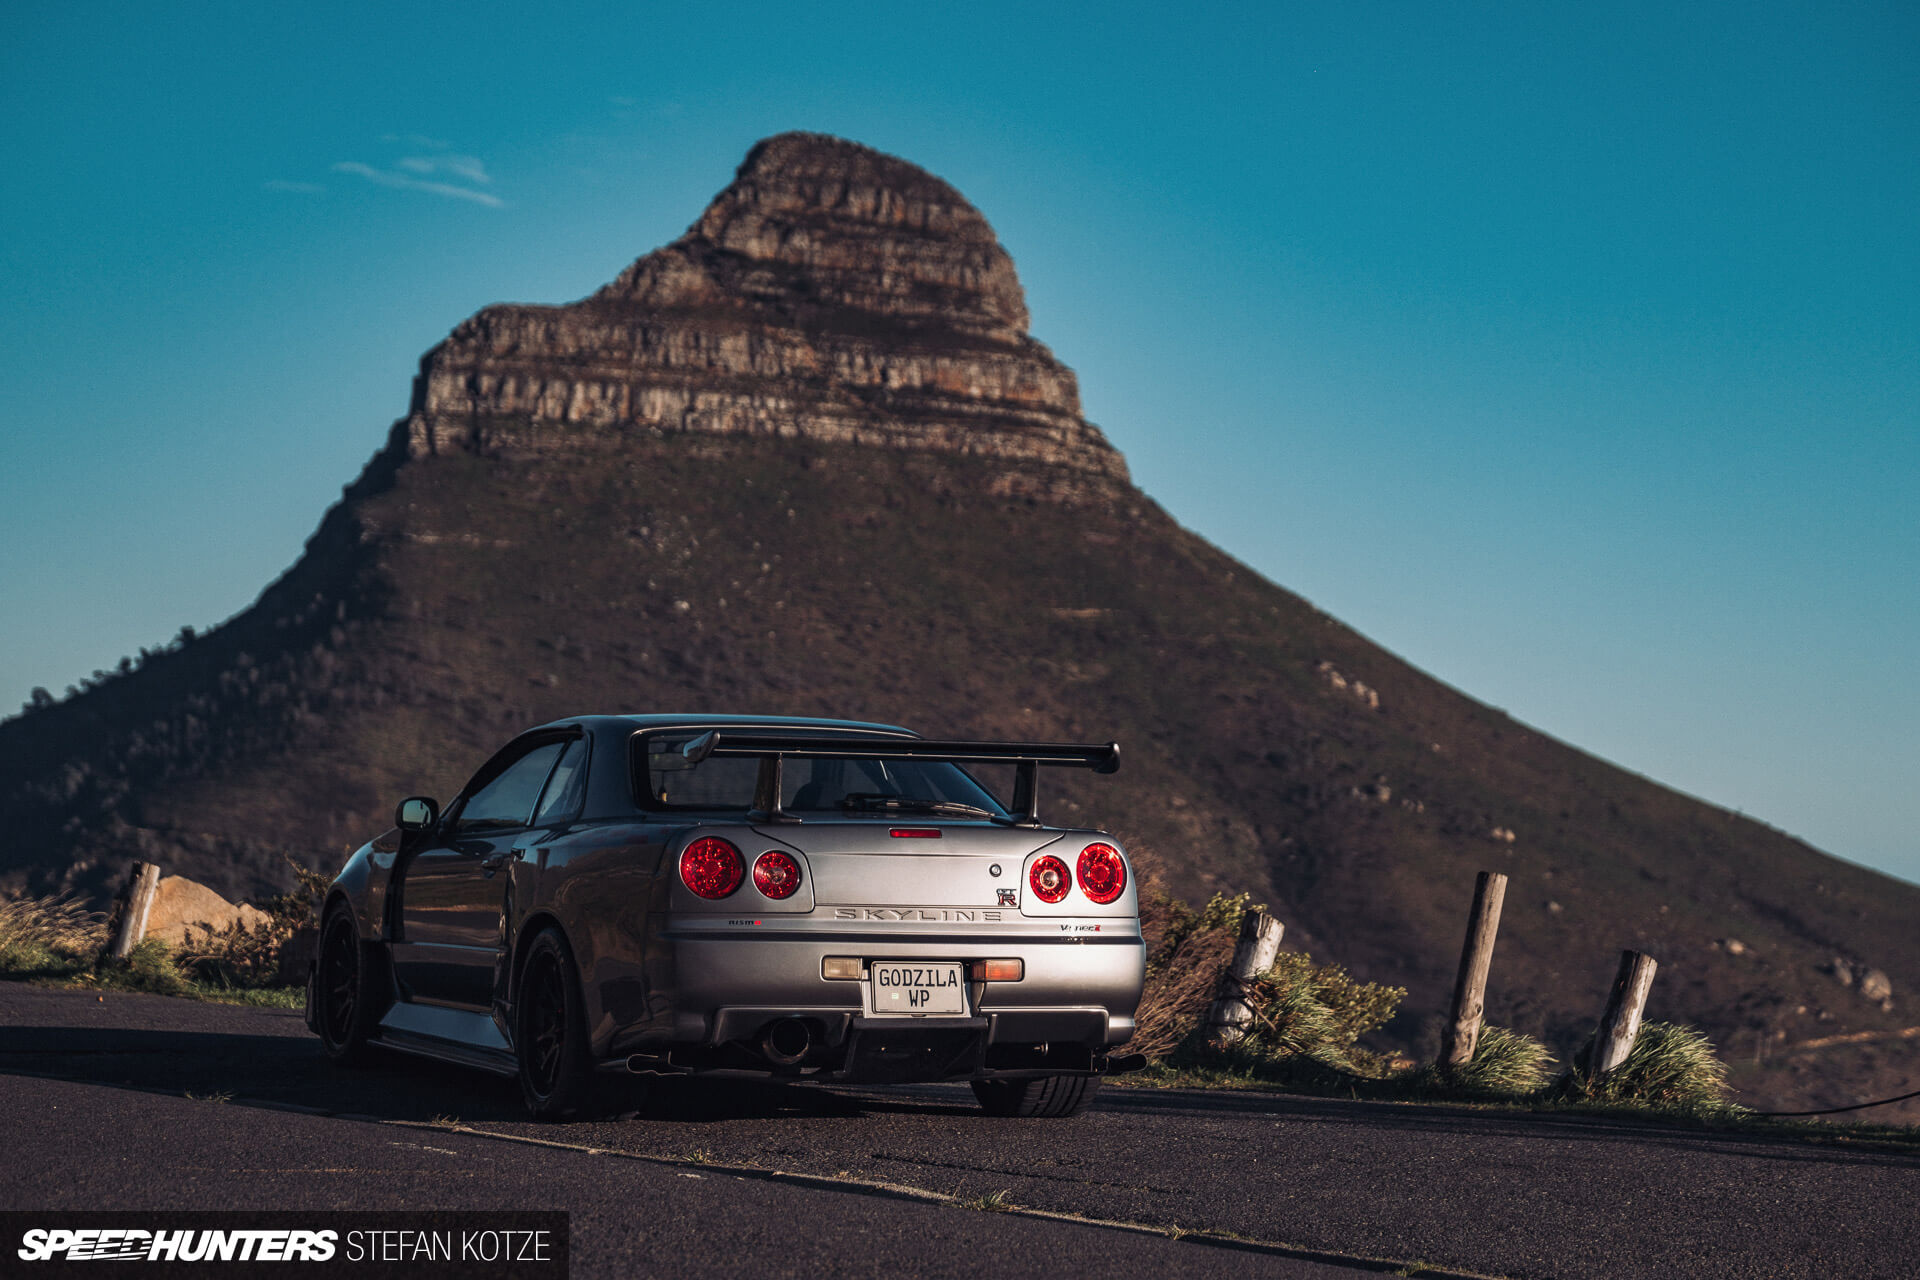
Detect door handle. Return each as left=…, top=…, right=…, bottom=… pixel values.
left=480, top=852, right=511, bottom=875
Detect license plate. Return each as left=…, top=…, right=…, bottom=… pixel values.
left=868, top=962, right=967, bottom=1016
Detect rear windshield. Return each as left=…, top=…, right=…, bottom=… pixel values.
left=636, top=732, right=1008, bottom=817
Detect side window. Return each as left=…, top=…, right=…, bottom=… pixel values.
left=531, top=738, right=588, bottom=827
left=455, top=741, right=566, bottom=834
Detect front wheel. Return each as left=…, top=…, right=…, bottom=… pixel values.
left=515, top=928, right=595, bottom=1120
left=315, top=907, right=380, bottom=1065
left=971, top=1074, right=1103, bottom=1118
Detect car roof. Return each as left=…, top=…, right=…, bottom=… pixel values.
left=526, top=713, right=917, bottom=738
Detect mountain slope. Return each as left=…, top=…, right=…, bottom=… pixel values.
left=4, top=133, right=1913, bottom=1114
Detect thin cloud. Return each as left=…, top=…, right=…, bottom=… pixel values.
left=331, top=161, right=503, bottom=207
left=396, top=154, right=491, bottom=185
left=264, top=179, right=324, bottom=194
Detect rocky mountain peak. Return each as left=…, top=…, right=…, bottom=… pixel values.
left=634, top=131, right=1030, bottom=338
left=403, top=133, right=1124, bottom=492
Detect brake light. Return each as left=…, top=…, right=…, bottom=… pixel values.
left=680, top=837, right=744, bottom=899
left=1029, top=854, right=1071, bottom=904
left=1077, top=842, right=1127, bottom=905
left=753, top=850, right=803, bottom=900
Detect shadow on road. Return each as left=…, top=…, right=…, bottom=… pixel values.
left=0, top=1018, right=975, bottom=1127
left=3, top=986, right=1914, bottom=1173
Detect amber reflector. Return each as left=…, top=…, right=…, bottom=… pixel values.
left=969, top=959, right=1024, bottom=982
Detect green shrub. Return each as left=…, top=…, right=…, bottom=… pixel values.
left=94, top=937, right=195, bottom=997
left=175, top=853, right=328, bottom=991
left=1262, top=952, right=1404, bottom=1054
left=1212, top=950, right=1406, bottom=1079
left=1562, top=1021, right=1741, bottom=1115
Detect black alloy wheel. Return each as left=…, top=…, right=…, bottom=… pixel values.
left=971, top=1074, right=1103, bottom=1118
left=515, top=928, right=595, bottom=1120
left=316, top=908, right=376, bottom=1065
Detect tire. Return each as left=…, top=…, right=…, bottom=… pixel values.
left=971, top=1074, right=1103, bottom=1118
left=515, top=928, right=596, bottom=1121
left=315, top=906, right=381, bottom=1066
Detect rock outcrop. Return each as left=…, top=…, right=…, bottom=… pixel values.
left=141, top=874, right=273, bottom=949
left=401, top=133, right=1127, bottom=495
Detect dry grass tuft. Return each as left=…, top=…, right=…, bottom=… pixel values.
left=1408, top=1025, right=1557, bottom=1097
left=1562, top=1021, right=1742, bottom=1115
left=0, top=892, right=107, bottom=969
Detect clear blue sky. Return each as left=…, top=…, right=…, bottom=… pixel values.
left=4, top=2, right=1915, bottom=883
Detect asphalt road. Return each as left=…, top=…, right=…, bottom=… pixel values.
left=2, top=984, right=1914, bottom=1279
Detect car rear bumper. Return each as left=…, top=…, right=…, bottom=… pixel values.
left=608, top=924, right=1145, bottom=1074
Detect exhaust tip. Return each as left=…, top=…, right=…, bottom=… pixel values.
left=760, top=1017, right=813, bottom=1066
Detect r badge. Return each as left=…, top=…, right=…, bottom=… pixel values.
left=998, top=888, right=1018, bottom=906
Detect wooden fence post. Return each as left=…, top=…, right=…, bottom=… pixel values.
left=1439, top=871, right=1508, bottom=1068
left=1591, top=950, right=1659, bottom=1078
left=107, top=861, right=162, bottom=960
left=1206, top=910, right=1284, bottom=1045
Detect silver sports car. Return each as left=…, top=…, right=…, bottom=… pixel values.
left=306, top=715, right=1146, bottom=1119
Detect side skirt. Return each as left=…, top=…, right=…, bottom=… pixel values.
left=372, top=1000, right=518, bottom=1077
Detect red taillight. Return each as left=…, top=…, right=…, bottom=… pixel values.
left=888, top=828, right=942, bottom=838
left=1029, top=854, right=1071, bottom=904
left=680, top=837, right=744, bottom=899
left=1077, top=842, right=1127, bottom=905
left=753, top=850, right=803, bottom=900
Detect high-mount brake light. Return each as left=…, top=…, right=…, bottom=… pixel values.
left=680, top=837, right=745, bottom=899
left=1029, top=854, right=1071, bottom=904
left=1077, top=842, right=1128, bottom=905
left=753, top=850, right=803, bottom=900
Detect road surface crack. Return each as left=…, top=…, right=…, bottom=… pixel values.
left=866, top=1150, right=1177, bottom=1194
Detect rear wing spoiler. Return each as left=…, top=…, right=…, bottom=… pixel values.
left=679, top=731, right=1119, bottom=826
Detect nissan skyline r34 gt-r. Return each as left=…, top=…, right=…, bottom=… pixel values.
left=306, top=715, right=1147, bottom=1119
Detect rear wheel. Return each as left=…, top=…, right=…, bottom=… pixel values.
left=315, top=907, right=380, bottom=1065
left=971, top=1074, right=1103, bottom=1118
left=516, top=928, right=595, bottom=1120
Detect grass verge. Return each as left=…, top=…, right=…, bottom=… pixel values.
left=1127, top=889, right=1787, bottom=1126
left=1, top=887, right=306, bottom=1009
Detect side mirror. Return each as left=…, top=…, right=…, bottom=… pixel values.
left=395, top=796, right=440, bottom=832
